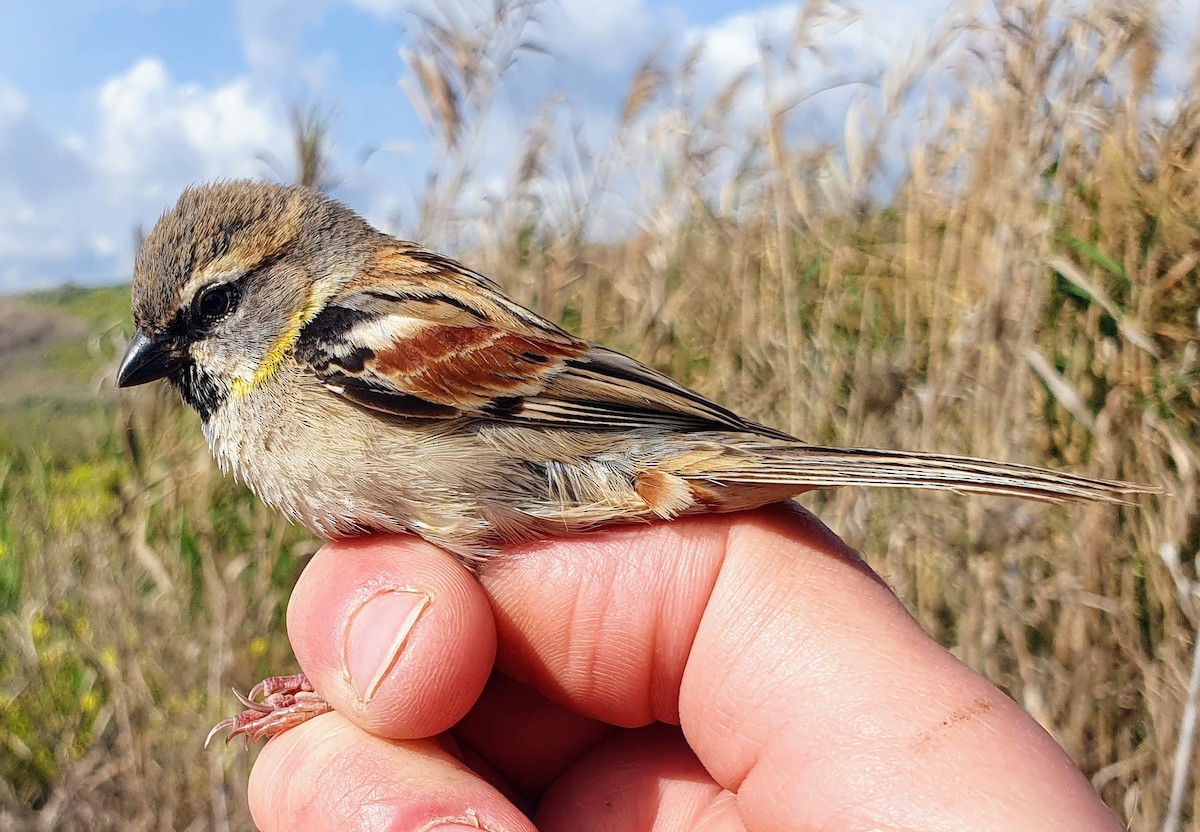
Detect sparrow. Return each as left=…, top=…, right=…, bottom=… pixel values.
left=116, top=180, right=1151, bottom=742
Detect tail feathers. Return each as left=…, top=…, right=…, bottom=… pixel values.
left=705, top=445, right=1156, bottom=504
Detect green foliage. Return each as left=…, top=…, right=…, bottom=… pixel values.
left=0, top=296, right=310, bottom=823
left=24, top=284, right=132, bottom=333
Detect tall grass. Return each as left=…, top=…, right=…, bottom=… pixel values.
left=2, top=0, right=1198, bottom=829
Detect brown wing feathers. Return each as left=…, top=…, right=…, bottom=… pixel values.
left=301, top=244, right=784, bottom=435
left=296, top=244, right=1151, bottom=505
left=361, top=320, right=585, bottom=408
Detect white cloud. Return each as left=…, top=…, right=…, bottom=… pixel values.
left=0, top=77, right=28, bottom=121
left=693, top=3, right=788, bottom=74
left=683, top=1, right=953, bottom=115
left=0, top=61, right=287, bottom=290
left=0, top=76, right=96, bottom=289
left=97, top=58, right=287, bottom=202
left=345, top=0, right=405, bottom=16
left=547, top=0, right=655, bottom=73
left=234, top=0, right=337, bottom=87
left=1152, top=0, right=1200, bottom=114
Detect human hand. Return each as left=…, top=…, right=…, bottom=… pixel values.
left=247, top=505, right=1121, bottom=831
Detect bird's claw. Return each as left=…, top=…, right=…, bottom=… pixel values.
left=206, top=673, right=332, bottom=746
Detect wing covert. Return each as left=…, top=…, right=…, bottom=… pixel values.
left=296, top=244, right=791, bottom=439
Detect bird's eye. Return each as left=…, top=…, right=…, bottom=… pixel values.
left=194, top=283, right=239, bottom=326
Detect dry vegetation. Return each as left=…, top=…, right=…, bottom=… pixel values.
left=2, top=0, right=1199, bottom=829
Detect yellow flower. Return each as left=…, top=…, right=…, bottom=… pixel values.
left=80, top=691, right=100, bottom=714
left=30, top=612, right=49, bottom=642
left=99, top=647, right=119, bottom=672
left=249, top=637, right=268, bottom=658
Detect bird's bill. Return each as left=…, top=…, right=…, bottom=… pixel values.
left=116, top=329, right=183, bottom=387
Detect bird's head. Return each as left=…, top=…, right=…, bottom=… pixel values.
left=117, top=180, right=374, bottom=419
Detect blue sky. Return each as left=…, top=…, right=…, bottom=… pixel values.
left=1, top=0, right=1197, bottom=291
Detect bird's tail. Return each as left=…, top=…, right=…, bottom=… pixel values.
left=697, top=444, right=1156, bottom=504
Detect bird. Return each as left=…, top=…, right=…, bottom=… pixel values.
left=116, top=180, right=1152, bottom=742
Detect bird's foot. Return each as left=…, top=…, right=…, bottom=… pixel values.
left=206, top=672, right=332, bottom=746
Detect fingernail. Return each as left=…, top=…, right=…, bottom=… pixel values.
left=421, top=811, right=491, bottom=831
left=342, top=587, right=431, bottom=708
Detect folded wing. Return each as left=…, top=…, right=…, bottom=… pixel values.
left=296, top=244, right=790, bottom=438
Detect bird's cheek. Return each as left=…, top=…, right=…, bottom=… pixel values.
left=189, top=335, right=257, bottom=382
left=185, top=338, right=216, bottom=367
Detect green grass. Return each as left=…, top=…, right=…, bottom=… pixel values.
left=0, top=285, right=310, bottom=826
left=24, top=284, right=133, bottom=334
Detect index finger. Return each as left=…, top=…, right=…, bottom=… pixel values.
left=476, top=505, right=1121, bottom=832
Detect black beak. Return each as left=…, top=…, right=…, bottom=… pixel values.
left=116, top=329, right=184, bottom=388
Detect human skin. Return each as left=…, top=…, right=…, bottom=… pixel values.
left=246, top=504, right=1122, bottom=831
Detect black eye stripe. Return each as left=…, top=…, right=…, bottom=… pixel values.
left=156, top=278, right=243, bottom=341
left=167, top=249, right=287, bottom=340
left=196, top=282, right=236, bottom=319
left=192, top=281, right=241, bottom=327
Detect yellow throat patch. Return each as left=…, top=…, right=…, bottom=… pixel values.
left=229, top=290, right=321, bottom=398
